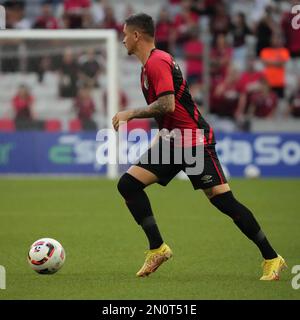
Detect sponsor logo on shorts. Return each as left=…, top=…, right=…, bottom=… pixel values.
left=201, top=175, right=213, bottom=183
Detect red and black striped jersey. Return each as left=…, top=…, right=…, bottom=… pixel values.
left=140, top=49, right=215, bottom=147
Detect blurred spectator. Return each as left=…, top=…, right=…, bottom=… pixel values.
left=38, top=0, right=63, bottom=18
left=230, top=12, right=252, bottom=69
left=183, top=26, right=203, bottom=86
left=0, top=0, right=299, bottom=130
left=210, top=33, right=233, bottom=82
left=190, top=0, right=218, bottom=17
left=231, top=12, right=252, bottom=48
left=281, top=0, right=300, bottom=58
left=237, top=57, right=264, bottom=93
left=33, top=1, right=59, bottom=29
left=260, top=33, right=290, bottom=98
left=210, top=67, right=240, bottom=118
left=12, top=84, right=34, bottom=121
left=209, top=1, right=231, bottom=36
left=155, top=7, right=173, bottom=53
left=37, top=56, right=52, bottom=83
left=254, top=5, right=277, bottom=56
left=100, top=5, right=120, bottom=32
left=247, top=77, right=278, bottom=118
left=79, top=48, right=102, bottom=88
left=61, top=12, right=71, bottom=28
left=58, top=47, right=79, bottom=98
left=235, top=56, right=265, bottom=119
left=63, top=0, right=91, bottom=28
left=4, top=0, right=32, bottom=29
left=73, top=86, right=97, bottom=130
left=288, top=78, right=300, bottom=118
left=170, top=0, right=199, bottom=55
left=12, top=84, right=41, bottom=130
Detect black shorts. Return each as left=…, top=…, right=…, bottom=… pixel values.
left=136, top=138, right=227, bottom=190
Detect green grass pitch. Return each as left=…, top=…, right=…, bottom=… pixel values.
left=0, top=178, right=299, bottom=300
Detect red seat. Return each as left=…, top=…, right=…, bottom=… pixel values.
left=69, top=119, right=82, bottom=132
left=122, top=119, right=151, bottom=132
left=44, top=119, right=62, bottom=132
left=0, top=119, right=15, bottom=132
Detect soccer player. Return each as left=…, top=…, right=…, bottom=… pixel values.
left=113, top=13, right=286, bottom=280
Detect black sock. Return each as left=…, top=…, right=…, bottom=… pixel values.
left=140, top=216, right=164, bottom=250
left=210, top=191, right=277, bottom=259
left=253, top=232, right=278, bottom=260
left=118, top=173, right=163, bottom=250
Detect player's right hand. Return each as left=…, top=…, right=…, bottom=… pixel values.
left=112, top=110, right=133, bottom=131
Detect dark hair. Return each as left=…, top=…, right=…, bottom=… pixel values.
left=125, top=13, right=155, bottom=38
left=4, top=0, right=25, bottom=9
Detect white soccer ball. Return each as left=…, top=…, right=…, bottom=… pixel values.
left=27, top=238, right=66, bottom=274
left=244, top=164, right=261, bottom=178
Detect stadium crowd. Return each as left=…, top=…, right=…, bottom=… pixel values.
left=0, top=0, right=300, bottom=131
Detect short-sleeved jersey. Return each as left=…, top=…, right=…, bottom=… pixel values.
left=140, top=49, right=214, bottom=146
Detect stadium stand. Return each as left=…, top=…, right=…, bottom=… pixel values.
left=44, top=119, right=62, bottom=132
left=0, top=0, right=299, bottom=133
left=0, top=118, right=15, bottom=131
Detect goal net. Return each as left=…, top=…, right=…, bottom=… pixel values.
left=0, top=30, right=118, bottom=178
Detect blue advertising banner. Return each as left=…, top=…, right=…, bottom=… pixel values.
left=0, top=132, right=299, bottom=177
left=0, top=132, right=106, bottom=175
left=215, top=132, right=300, bottom=177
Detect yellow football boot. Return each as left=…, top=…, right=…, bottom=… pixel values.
left=136, top=243, right=173, bottom=277
left=260, top=255, right=287, bottom=280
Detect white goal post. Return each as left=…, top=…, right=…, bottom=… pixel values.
left=0, top=29, right=119, bottom=179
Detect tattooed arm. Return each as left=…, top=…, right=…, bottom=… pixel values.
left=112, top=94, right=175, bottom=131
left=130, top=94, right=175, bottom=119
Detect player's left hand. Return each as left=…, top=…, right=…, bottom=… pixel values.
left=112, top=110, right=133, bottom=131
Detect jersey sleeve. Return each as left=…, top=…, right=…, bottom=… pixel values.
left=147, top=58, right=175, bottom=98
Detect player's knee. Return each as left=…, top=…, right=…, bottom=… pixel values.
left=117, top=173, right=131, bottom=197
left=210, top=191, right=247, bottom=220
left=117, top=172, right=145, bottom=199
